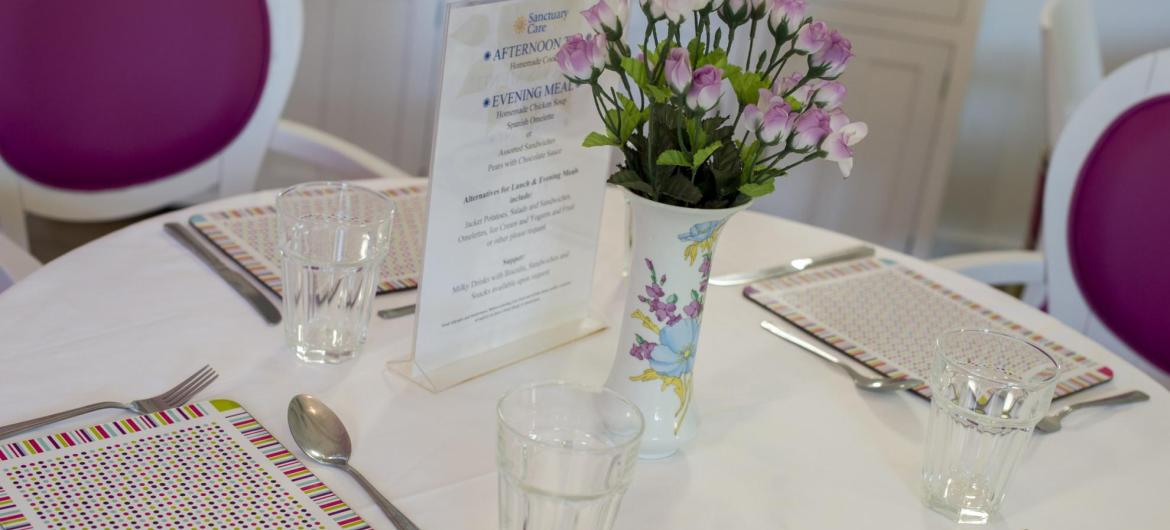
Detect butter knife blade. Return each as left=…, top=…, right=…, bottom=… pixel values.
left=165, top=222, right=282, bottom=325
left=708, top=245, right=875, bottom=286
left=377, top=304, right=416, bottom=320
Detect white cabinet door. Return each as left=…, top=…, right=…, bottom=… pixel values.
left=750, top=31, right=951, bottom=251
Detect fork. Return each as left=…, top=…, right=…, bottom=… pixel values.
left=0, top=365, right=218, bottom=440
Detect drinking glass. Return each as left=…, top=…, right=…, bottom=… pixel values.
left=276, top=182, right=394, bottom=364
left=922, top=329, right=1061, bottom=524
left=497, top=381, right=644, bottom=530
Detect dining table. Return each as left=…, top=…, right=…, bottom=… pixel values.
left=1, top=171, right=1167, bottom=530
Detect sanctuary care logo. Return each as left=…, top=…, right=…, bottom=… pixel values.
left=514, top=9, right=568, bottom=34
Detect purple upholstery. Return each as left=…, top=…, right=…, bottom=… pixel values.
left=1068, top=95, right=1170, bottom=373
left=0, top=1, right=269, bottom=191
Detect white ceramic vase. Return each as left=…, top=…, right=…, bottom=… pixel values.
left=605, top=190, right=750, bottom=459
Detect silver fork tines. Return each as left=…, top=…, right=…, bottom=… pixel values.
left=130, top=365, right=218, bottom=414
left=0, top=365, right=218, bottom=440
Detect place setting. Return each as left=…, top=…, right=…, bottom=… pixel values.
left=1, top=0, right=1168, bottom=529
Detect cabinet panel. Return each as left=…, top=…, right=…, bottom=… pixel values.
left=750, top=32, right=950, bottom=251
left=817, top=0, right=964, bottom=22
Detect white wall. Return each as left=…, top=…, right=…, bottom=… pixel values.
left=261, top=0, right=1170, bottom=255
left=933, top=0, right=1170, bottom=256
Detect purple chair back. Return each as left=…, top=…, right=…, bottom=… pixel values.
left=0, top=1, right=269, bottom=191
left=1067, top=95, right=1170, bottom=373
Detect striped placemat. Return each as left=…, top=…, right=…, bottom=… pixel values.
left=0, top=400, right=371, bottom=529
left=744, top=258, right=1113, bottom=400
left=190, top=184, right=427, bottom=296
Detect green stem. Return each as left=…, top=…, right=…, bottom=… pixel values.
left=745, top=18, right=757, bottom=70
left=766, top=48, right=796, bottom=82
left=775, top=151, right=824, bottom=173
left=651, top=23, right=679, bottom=84
left=783, top=73, right=813, bottom=98
left=744, top=141, right=762, bottom=183
left=726, top=21, right=737, bottom=56
left=703, top=13, right=711, bottom=51
left=592, top=87, right=617, bottom=137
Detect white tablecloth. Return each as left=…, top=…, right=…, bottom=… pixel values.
left=1, top=176, right=1167, bottom=530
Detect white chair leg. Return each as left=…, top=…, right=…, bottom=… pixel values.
left=0, top=166, right=30, bottom=249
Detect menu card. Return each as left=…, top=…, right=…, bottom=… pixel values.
left=389, top=0, right=608, bottom=391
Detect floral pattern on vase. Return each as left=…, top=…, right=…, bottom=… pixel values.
left=607, top=190, right=749, bottom=459
left=624, top=219, right=724, bottom=436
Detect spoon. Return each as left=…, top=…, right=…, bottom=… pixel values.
left=288, top=394, right=420, bottom=530
left=760, top=321, right=924, bottom=392
left=1035, top=390, right=1149, bottom=433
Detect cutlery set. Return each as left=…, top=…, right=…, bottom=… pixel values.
left=0, top=240, right=1139, bottom=528
left=0, top=367, right=420, bottom=529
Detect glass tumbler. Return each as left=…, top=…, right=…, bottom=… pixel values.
left=922, top=329, right=1061, bottom=524
left=276, top=182, right=395, bottom=364
left=497, top=382, right=644, bottom=530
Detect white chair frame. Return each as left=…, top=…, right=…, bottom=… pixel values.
left=0, top=232, right=39, bottom=291
left=0, top=0, right=418, bottom=250
left=936, top=49, right=1170, bottom=387
left=1040, top=0, right=1104, bottom=149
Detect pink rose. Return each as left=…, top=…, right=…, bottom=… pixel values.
left=767, top=0, right=806, bottom=36
left=813, top=80, right=846, bottom=110
left=639, top=0, right=666, bottom=20
left=581, top=1, right=627, bottom=39
left=665, top=47, right=692, bottom=94
left=749, top=0, right=768, bottom=20
left=790, top=107, right=830, bottom=150
left=686, top=65, right=723, bottom=113
left=777, top=72, right=818, bottom=107
left=650, top=0, right=697, bottom=23
left=822, top=121, right=868, bottom=176
left=759, top=104, right=793, bottom=144
left=743, top=88, right=791, bottom=144
left=794, top=20, right=830, bottom=54
left=555, top=34, right=605, bottom=82
left=827, top=108, right=851, bottom=130
left=812, top=30, right=853, bottom=78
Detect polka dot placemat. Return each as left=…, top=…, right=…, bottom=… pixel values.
left=744, top=258, right=1113, bottom=400
left=0, top=401, right=371, bottom=529
left=190, top=184, right=428, bottom=296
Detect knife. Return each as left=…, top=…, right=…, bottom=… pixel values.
left=708, top=245, right=876, bottom=286
left=164, top=222, right=282, bottom=325
left=377, top=304, right=416, bottom=320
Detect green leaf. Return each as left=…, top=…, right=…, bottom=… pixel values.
left=691, top=289, right=700, bottom=301
left=608, top=169, right=654, bottom=195
left=696, top=49, right=727, bottom=69
left=615, top=93, right=647, bottom=143
left=665, top=293, right=678, bottom=304
left=644, top=85, right=671, bottom=103
left=656, top=149, right=691, bottom=167
left=687, top=38, right=702, bottom=61
left=692, top=141, right=722, bottom=168
left=740, top=140, right=761, bottom=166
left=621, top=57, right=650, bottom=90
left=785, top=95, right=804, bottom=111
left=659, top=173, right=704, bottom=204
left=727, top=71, right=769, bottom=107
left=583, top=132, right=619, bottom=148
left=739, top=180, right=776, bottom=197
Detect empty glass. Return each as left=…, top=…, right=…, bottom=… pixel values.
left=922, top=329, right=1061, bottom=524
left=497, top=382, right=644, bottom=530
left=276, top=182, right=394, bottom=364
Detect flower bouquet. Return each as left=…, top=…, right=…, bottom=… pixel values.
left=555, top=0, right=867, bottom=458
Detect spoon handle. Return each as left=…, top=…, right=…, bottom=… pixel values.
left=344, top=464, right=420, bottom=530
left=1065, top=390, right=1150, bottom=415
